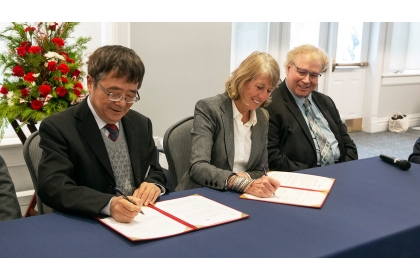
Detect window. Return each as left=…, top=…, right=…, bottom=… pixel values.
left=386, top=22, right=420, bottom=74
left=230, top=22, right=269, bottom=71
left=290, top=22, right=320, bottom=49
left=336, top=22, right=363, bottom=63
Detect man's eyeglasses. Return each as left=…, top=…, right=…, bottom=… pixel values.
left=96, top=81, right=140, bottom=103
left=293, top=63, right=321, bottom=79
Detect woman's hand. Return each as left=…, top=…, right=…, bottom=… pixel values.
left=245, top=176, right=280, bottom=198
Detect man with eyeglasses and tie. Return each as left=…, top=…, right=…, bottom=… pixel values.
left=266, top=44, right=358, bottom=171
left=38, top=45, right=167, bottom=223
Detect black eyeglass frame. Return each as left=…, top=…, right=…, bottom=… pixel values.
left=293, top=63, right=322, bottom=79
left=96, top=81, right=140, bottom=103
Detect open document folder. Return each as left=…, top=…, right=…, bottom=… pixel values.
left=240, top=171, right=335, bottom=208
left=98, top=194, right=249, bottom=241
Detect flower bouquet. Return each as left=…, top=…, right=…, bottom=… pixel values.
left=0, top=22, right=91, bottom=142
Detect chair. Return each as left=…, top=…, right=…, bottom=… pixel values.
left=22, top=131, right=55, bottom=215
left=163, top=116, right=194, bottom=191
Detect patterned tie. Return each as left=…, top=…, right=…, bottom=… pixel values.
left=303, top=99, right=334, bottom=166
left=104, top=124, right=119, bottom=142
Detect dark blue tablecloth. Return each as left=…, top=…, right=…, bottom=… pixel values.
left=1, top=157, right=420, bottom=257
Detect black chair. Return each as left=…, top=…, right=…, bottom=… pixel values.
left=163, top=116, right=194, bottom=191
left=22, top=131, right=55, bottom=215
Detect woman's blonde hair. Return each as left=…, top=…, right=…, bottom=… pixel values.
left=225, top=51, right=280, bottom=107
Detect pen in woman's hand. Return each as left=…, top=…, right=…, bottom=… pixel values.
left=261, top=164, right=276, bottom=197
left=261, top=164, right=268, bottom=176
left=114, top=187, right=144, bottom=215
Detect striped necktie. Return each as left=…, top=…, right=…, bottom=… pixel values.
left=303, top=99, right=334, bottom=166
left=104, top=124, right=119, bottom=142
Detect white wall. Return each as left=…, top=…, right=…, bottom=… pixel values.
left=130, top=22, right=232, bottom=137
left=378, top=84, right=420, bottom=117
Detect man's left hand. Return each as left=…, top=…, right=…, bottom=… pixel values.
left=132, top=182, right=161, bottom=206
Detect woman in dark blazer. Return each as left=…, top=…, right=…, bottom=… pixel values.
left=177, top=52, right=280, bottom=197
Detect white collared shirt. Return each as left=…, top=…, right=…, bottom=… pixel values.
left=87, top=95, right=120, bottom=136
left=232, top=100, right=257, bottom=173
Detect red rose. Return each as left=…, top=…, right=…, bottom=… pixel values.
left=20, top=41, right=31, bottom=50
left=73, top=82, right=83, bottom=96
left=39, top=85, right=52, bottom=97
left=59, top=51, right=68, bottom=57
left=28, top=46, right=42, bottom=54
left=30, top=99, right=43, bottom=110
left=47, top=61, right=57, bottom=71
left=56, top=86, right=67, bottom=97
left=74, top=89, right=81, bottom=96
left=71, top=69, right=81, bottom=78
left=0, top=85, right=8, bottom=94
left=24, top=26, right=36, bottom=32
left=12, top=65, right=25, bottom=77
left=61, top=77, right=68, bottom=83
left=16, top=46, right=27, bottom=57
left=21, top=88, right=30, bottom=97
left=74, top=82, right=83, bottom=89
left=66, top=57, right=75, bottom=63
left=49, top=22, right=58, bottom=31
left=57, top=63, right=70, bottom=74
left=51, top=38, right=65, bottom=47
left=24, top=72, right=37, bottom=82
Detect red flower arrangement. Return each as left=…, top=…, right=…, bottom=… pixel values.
left=0, top=22, right=91, bottom=139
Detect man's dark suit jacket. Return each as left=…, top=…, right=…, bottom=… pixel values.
left=266, top=81, right=358, bottom=171
left=37, top=98, right=166, bottom=216
left=0, top=154, right=22, bottom=221
left=409, top=137, right=420, bottom=164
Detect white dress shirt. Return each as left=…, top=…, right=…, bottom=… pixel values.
left=232, top=100, right=257, bottom=173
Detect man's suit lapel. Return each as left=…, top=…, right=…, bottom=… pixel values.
left=281, top=84, right=316, bottom=152
left=220, top=94, right=235, bottom=169
left=74, top=99, right=115, bottom=180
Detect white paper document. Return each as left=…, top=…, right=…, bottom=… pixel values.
left=98, top=194, right=248, bottom=241
left=240, top=171, right=335, bottom=208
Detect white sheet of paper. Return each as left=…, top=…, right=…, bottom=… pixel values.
left=240, top=172, right=334, bottom=208
left=156, top=195, right=244, bottom=227
left=268, top=171, right=334, bottom=192
left=242, top=187, right=327, bottom=207
left=100, top=206, right=189, bottom=240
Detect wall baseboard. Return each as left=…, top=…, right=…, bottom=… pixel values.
left=365, top=113, right=420, bottom=133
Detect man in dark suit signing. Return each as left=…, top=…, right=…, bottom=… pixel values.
left=267, top=44, right=357, bottom=171
left=38, top=45, right=166, bottom=223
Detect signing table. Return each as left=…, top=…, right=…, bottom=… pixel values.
left=1, top=157, right=420, bottom=257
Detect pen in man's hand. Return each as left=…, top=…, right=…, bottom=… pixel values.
left=145, top=165, right=150, bottom=179
left=114, top=187, right=144, bottom=215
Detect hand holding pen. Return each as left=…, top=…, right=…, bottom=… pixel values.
left=115, top=187, right=144, bottom=215
left=242, top=164, right=280, bottom=198
left=261, top=164, right=279, bottom=197
left=261, top=164, right=268, bottom=176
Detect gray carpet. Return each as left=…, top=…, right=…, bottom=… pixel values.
left=349, top=128, right=420, bottom=160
